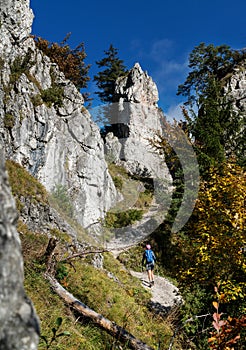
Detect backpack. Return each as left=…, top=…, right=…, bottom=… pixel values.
left=145, top=249, right=154, bottom=263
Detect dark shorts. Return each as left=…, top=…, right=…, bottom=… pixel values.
left=146, top=262, right=154, bottom=271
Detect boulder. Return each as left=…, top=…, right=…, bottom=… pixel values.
left=0, top=142, right=39, bottom=350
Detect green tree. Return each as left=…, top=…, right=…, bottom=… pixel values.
left=93, top=44, right=127, bottom=103
left=178, top=43, right=246, bottom=174
left=177, top=43, right=245, bottom=107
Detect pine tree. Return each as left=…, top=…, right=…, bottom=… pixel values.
left=93, top=44, right=127, bottom=103
left=178, top=43, right=246, bottom=174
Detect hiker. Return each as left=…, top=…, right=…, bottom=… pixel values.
left=142, top=244, right=156, bottom=287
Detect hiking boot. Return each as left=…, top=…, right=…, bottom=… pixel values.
left=151, top=280, right=154, bottom=286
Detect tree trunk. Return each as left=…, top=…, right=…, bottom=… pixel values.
left=45, top=273, right=154, bottom=350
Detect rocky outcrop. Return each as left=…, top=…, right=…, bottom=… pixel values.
left=223, top=61, right=246, bottom=157
left=0, top=0, right=118, bottom=231
left=105, top=63, right=171, bottom=181
left=223, top=60, right=246, bottom=113
left=0, top=143, right=39, bottom=350
left=103, top=64, right=174, bottom=245
left=114, top=62, right=159, bottom=106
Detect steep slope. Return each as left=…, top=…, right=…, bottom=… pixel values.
left=4, top=159, right=182, bottom=350
left=0, top=0, right=118, bottom=232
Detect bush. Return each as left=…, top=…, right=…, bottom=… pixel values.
left=9, top=50, right=34, bottom=84
left=41, top=85, right=64, bottom=107
left=33, top=34, right=91, bottom=99
left=4, top=113, right=15, bottom=128
left=105, top=208, right=143, bottom=228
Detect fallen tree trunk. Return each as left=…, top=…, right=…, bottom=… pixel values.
left=45, top=273, right=154, bottom=350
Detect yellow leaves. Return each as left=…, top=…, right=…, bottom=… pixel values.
left=198, top=207, right=205, bottom=211
left=219, top=295, right=226, bottom=304
left=181, top=161, right=246, bottom=295
left=242, top=262, right=246, bottom=273
left=212, top=301, right=219, bottom=310
left=219, top=280, right=246, bottom=303
left=231, top=212, right=244, bottom=229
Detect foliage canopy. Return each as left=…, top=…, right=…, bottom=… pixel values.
left=178, top=43, right=246, bottom=173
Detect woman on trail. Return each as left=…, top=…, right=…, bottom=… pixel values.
left=142, top=244, right=156, bottom=287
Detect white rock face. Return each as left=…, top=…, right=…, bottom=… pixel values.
left=222, top=60, right=246, bottom=157
left=0, top=0, right=118, bottom=229
left=224, top=62, right=246, bottom=113
left=0, top=0, right=34, bottom=55
left=106, top=63, right=171, bottom=182
left=115, top=62, right=159, bottom=105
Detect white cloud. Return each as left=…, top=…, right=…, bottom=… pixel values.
left=150, top=38, right=173, bottom=60
left=165, top=103, right=185, bottom=122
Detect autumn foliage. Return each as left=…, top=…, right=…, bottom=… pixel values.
left=208, top=286, right=246, bottom=349
left=33, top=34, right=90, bottom=97
left=181, top=161, right=245, bottom=297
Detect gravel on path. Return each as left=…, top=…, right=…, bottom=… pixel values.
left=130, top=270, right=182, bottom=315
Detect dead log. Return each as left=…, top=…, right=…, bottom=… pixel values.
left=44, top=273, right=154, bottom=350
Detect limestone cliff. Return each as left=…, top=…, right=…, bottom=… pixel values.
left=0, top=0, right=118, bottom=230
left=105, top=63, right=171, bottom=182
left=222, top=60, right=246, bottom=157
left=224, top=60, right=246, bottom=113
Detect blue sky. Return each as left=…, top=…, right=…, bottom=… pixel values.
left=30, top=0, right=246, bottom=120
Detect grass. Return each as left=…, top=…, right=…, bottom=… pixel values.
left=108, top=163, right=154, bottom=211
left=6, top=158, right=182, bottom=349
left=6, top=160, right=48, bottom=211
left=102, top=163, right=154, bottom=241
left=21, top=230, right=180, bottom=350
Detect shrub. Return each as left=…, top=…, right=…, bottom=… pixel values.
left=30, top=94, right=43, bottom=107
left=4, top=113, right=15, bottom=128
left=105, top=208, right=143, bottom=228
left=40, top=85, right=64, bottom=107
left=33, top=34, right=90, bottom=98
left=9, top=49, right=34, bottom=84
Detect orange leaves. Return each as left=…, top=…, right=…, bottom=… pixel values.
left=33, top=34, right=90, bottom=92
left=211, top=301, right=226, bottom=334
left=208, top=291, right=246, bottom=349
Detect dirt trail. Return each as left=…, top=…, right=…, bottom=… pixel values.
left=130, top=270, right=182, bottom=314
left=106, top=200, right=163, bottom=252
left=105, top=200, right=182, bottom=313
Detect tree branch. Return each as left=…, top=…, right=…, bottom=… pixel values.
left=61, top=249, right=109, bottom=262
